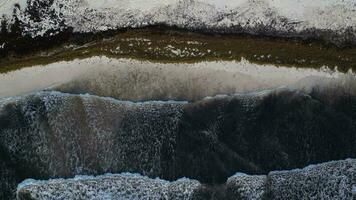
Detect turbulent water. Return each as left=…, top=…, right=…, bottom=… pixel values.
left=15, top=159, right=356, bottom=200
left=0, top=55, right=356, bottom=199
left=1, top=1, right=356, bottom=199
left=0, top=51, right=355, bottom=200
left=1, top=85, right=356, bottom=198
left=16, top=173, right=202, bottom=200
left=1, top=0, right=356, bottom=45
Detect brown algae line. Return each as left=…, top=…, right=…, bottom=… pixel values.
left=0, top=28, right=356, bottom=73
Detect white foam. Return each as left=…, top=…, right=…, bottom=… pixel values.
left=3, top=0, right=356, bottom=39
left=0, top=0, right=27, bottom=17
left=85, top=0, right=175, bottom=11
left=17, top=172, right=201, bottom=200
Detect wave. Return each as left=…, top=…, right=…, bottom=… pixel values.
left=17, top=173, right=201, bottom=200
left=1, top=0, right=356, bottom=45
left=16, top=159, right=356, bottom=199
left=1, top=87, right=355, bottom=198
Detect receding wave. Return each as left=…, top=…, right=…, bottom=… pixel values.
left=1, top=57, right=355, bottom=100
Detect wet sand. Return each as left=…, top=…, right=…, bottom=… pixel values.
left=1, top=28, right=355, bottom=74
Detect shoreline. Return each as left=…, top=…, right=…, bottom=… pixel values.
left=1, top=27, right=356, bottom=74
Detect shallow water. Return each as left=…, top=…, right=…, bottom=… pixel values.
left=1, top=29, right=355, bottom=101
left=0, top=59, right=97, bottom=98
left=1, top=28, right=356, bottom=73
left=1, top=56, right=354, bottom=101
left=1, top=29, right=356, bottom=200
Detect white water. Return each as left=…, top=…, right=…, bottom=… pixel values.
left=2, top=0, right=356, bottom=40
left=0, top=0, right=26, bottom=17
left=17, top=173, right=200, bottom=200
left=70, top=0, right=356, bottom=32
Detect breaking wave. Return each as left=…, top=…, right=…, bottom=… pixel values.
left=1, top=85, right=356, bottom=198
left=1, top=0, right=356, bottom=45
left=16, top=159, right=356, bottom=200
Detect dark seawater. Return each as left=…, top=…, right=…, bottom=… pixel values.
left=0, top=44, right=355, bottom=199
left=1, top=86, right=355, bottom=198
left=0, top=0, right=355, bottom=199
